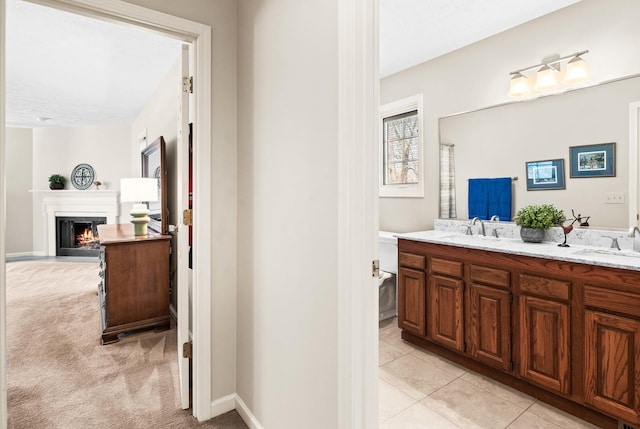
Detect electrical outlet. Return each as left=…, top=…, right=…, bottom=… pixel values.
left=605, top=192, right=625, bottom=204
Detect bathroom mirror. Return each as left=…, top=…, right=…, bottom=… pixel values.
left=141, top=136, right=168, bottom=234
left=439, top=75, right=640, bottom=229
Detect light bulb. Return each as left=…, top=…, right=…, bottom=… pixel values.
left=508, top=72, right=530, bottom=98
left=534, top=64, right=560, bottom=92
left=563, top=55, right=589, bottom=85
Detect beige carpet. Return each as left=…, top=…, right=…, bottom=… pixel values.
left=6, top=260, right=247, bottom=429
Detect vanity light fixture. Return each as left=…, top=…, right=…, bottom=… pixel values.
left=508, top=50, right=589, bottom=98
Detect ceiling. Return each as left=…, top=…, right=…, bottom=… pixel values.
left=379, top=0, right=582, bottom=77
left=6, top=0, right=182, bottom=128
left=6, top=0, right=582, bottom=128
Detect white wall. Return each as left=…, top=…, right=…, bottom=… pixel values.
left=30, top=125, right=131, bottom=253
left=132, top=59, right=180, bottom=310
left=380, top=0, right=640, bottom=233
left=237, top=0, right=339, bottom=427
left=5, top=127, right=32, bottom=256
left=123, top=0, right=238, bottom=410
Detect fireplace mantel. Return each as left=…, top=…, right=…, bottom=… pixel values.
left=32, top=190, right=120, bottom=256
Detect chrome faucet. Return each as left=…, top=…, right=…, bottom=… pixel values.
left=629, top=227, right=640, bottom=251
left=470, top=217, right=486, bottom=236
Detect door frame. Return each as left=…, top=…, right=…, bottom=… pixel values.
left=0, top=0, right=213, bottom=423
left=337, top=0, right=379, bottom=427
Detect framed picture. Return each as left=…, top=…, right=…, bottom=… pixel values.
left=569, top=142, right=616, bottom=178
left=526, top=159, right=565, bottom=191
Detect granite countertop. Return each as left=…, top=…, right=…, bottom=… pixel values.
left=397, top=230, right=640, bottom=272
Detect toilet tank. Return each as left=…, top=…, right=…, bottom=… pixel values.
left=378, top=231, right=398, bottom=274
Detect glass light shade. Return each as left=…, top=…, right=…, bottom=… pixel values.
left=563, top=55, right=589, bottom=84
left=534, top=64, right=560, bottom=92
left=508, top=72, right=531, bottom=98
left=120, top=178, right=158, bottom=203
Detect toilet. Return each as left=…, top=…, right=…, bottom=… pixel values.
left=378, top=231, right=398, bottom=321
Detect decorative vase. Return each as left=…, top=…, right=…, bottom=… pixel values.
left=49, top=182, right=64, bottom=190
left=520, top=227, right=546, bottom=243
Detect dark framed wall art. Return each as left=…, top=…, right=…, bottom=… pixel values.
left=526, top=159, right=565, bottom=190
left=569, top=142, right=616, bottom=178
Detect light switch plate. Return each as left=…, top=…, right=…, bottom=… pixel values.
left=605, top=192, right=625, bottom=204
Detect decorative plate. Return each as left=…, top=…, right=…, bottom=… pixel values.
left=70, top=163, right=95, bottom=190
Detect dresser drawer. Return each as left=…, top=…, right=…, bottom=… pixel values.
left=431, top=258, right=463, bottom=278
left=519, top=273, right=570, bottom=301
left=399, top=252, right=425, bottom=270
left=470, top=264, right=510, bottom=289
left=584, top=286, right=640, bottom=318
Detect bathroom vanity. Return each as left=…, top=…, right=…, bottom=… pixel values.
left=397, top=231, right=640, bottom=429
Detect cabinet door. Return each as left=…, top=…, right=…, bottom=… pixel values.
left=519, top=295, right=570, bottom=394
left=429, top=275, right=464, bottom=351
left=469, top=284, right=511, bottom=371
left=585, top=310, right=640, bottom=424
left=398, top=267, right=426, bottom=336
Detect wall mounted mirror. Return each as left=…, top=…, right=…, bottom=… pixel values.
left=141, top=136, right=168, bottom=234
left=439, top=75, right=640, bottom=229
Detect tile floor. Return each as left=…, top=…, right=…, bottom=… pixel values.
left=378, top=318, right=602, bottom=429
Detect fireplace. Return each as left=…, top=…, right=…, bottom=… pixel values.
left=56, top=216, right=106, bottom=257
left=35, top=190, right=119, bottom=256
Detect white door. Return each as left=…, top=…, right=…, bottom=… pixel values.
left=176, top=44, right=192, bottom=410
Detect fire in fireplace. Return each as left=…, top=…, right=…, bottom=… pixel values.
left=56, top=216, right=106, bottom=257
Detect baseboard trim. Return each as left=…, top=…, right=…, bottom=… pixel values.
left=208, top=394, right=263, bottom=429
left=210, top=393, right=236, bottom=418
left=234, top=394, right=264, bottom=429
left=6, top=251, right=40, bottom=258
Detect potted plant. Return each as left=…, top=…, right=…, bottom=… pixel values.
left=48, top=174, right=66, bottom=190
left=514, top=203, right=566, bottom=243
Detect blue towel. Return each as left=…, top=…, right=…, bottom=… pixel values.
left=468, top=178, right=490, bottom=220
left=487, top=177, right=512, bottom=221
left=468, top=177, right=512, bottom=221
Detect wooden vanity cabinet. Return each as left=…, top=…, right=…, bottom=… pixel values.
left=583, top=285, right=640, bottom=423
left=398, top=251, right=427, bottom=336
left=429, top=258, right=465, bottom=351
left=518, top=274, right=571, bottom=395
left=468, top=264, right=512, bottom=371
left=397, top=237, right=640, bottom=428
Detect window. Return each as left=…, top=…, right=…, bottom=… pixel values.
left=379, top=94, right=423, bottom=197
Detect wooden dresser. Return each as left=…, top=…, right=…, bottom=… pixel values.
left=97, top=224, right=171, bottom=345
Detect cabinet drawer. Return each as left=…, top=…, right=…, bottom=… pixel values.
left=431, top=258, right=463, bottom=278
left=469, top=265, right=510, bottom=289
left=519, top=273, right=569, bottom=301
left=399, top=252, right=425, bottom=270
left=584, top=286, right=640, bottom=318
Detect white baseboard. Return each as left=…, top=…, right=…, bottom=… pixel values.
left=210, top=393, right=236, bottom=419
left=208, top=394, right=263, bottom=429
left=5, top=251, right=41, bottom=259
left=234, top=394, right=264, bottom=429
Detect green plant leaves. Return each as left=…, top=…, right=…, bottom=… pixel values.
left=514, top=204, right=565, bottom=229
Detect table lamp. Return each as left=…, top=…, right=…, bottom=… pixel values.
left=120, top=178, right=158, bottom=236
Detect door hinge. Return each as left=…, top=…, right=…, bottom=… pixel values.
left=182, top=341, right=193, bottom=359
left=463, top=342, right=467, bottom=352
left=183, top=209, right=193, bottom=226
left=372, top=259, right=380, bottom=277
left=183, top=76, right=193, bottom=93
left=509, top=360, right=514, bottom=371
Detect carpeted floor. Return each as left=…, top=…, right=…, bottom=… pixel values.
left=6, top=260, right=247, bottom=429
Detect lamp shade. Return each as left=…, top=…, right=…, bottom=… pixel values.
left=508, top=72, right=530, bottom=98
left=120, top=178, right=158, bottom=203
left=563, top=55, right=589, bottom=84
left=534, top=64, right=560, bottom=92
